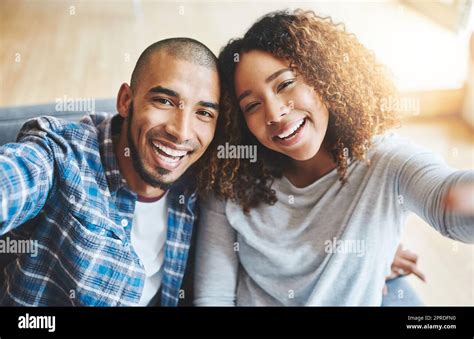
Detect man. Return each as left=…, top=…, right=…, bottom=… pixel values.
left=0, top=38, right=220, bottom=306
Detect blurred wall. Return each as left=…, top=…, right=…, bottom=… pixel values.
left=0, top=0, right=470, bottom=108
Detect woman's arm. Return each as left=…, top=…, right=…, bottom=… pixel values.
left=194, top=195, right=239, bottom=306
left=444, top=184, right=474, bottom=216
left=397, top=150, right=474, bottom=242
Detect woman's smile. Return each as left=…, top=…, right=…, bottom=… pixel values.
left=271, top=117, right=308, bottom=147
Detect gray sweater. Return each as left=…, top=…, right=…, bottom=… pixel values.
left=194, top=133, right=473, bottom=306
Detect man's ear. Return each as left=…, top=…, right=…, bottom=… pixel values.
left=116, top=83, right=132, bottom=118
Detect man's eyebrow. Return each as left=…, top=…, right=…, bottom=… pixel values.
left=265, top=68, right=293, bottom=83
left=147, top=87, right=217, bottom=111
left=147, top=86, right=179, bottom=98
left=198, top=101, right=219, bottom=111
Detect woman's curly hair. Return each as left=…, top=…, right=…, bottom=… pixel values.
left=195, top=9, right=400, bottom=213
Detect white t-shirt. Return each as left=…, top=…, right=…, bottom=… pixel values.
left=131, top=191, right=168, bottom=306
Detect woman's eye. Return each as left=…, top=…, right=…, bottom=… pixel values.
left=244, top=102, right=259, bottom=113
left=153, top=97, right=173, bottom=106
left=277, top=79, right=295, bottom=93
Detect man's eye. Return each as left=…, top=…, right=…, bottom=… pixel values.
left=244, top=102, right=259, bottom=113
left=197, top=110, right=213, bottom=118
left=277, top=79, right=295, bottom=93
left=153, top=97, right=173, bottom=106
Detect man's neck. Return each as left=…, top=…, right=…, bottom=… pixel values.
left=114, top=123, right=166, bottom=199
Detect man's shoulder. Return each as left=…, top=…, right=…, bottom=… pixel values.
left=16, top=112, right=113, bottom=145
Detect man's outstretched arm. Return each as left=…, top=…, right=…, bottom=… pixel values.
left=0, top=130, right=55, bottom=235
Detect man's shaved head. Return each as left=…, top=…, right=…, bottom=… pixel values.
left=130, top=37, right=218, bottom=92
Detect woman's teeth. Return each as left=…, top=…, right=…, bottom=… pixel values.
left=277, top=118, right=306, bottom=140
left=152, top=141, right=188, bottom=162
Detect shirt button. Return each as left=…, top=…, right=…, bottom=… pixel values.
left=121, top=219, right=128, bottom=227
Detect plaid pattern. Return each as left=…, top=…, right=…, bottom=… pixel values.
left=0, top=113, right=197, bottom=306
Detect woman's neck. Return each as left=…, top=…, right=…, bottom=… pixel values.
left=283, top=143, right=337, bottom=188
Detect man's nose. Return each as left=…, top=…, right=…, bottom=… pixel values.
left=165, top=109, right=193, bottom=143
left=264, top=98, right=290, bottom=125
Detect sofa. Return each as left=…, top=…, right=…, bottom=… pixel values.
left=0, top=98, right=116, bottom=145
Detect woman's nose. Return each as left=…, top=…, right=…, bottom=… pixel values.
left=265, top=99, right=291, bottom=125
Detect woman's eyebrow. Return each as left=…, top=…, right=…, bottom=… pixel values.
left=237, top=68, right=294, bottom=103
left=237, top=90, right=252, bottom=103
left=265, top=68, right=293, bottom=83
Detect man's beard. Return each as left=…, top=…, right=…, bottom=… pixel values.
left=126, top=103, right=174, bottom=191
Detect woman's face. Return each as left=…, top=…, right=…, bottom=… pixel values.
left=234, top=50, right=329, bottom=161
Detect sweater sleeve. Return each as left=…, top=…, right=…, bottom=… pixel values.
left=194, top=194, right=239, bottom=306
left=396, top=147, right=473, bottom=243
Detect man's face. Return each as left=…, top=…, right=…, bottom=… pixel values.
left=124, top=52, right=220, bottom=190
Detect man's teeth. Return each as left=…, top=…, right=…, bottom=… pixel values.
left=152, top=142, right=188, bottom=158
left=277, top=119, right=305, bottom=139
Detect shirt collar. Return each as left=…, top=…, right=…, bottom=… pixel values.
left=96, top=113, right=129, bottom=194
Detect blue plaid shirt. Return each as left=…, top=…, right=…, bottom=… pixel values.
left=0, top=113, right=197, bottom=306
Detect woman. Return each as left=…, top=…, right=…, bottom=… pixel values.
left=194, top=10, right=473, bottom=306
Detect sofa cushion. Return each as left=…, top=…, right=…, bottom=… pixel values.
left=0, top=98, right=116, bottom=145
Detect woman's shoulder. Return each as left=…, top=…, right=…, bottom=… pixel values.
left=370, top=131, right=436, bottom=161
left=367, top=131, right=448, bottom=175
